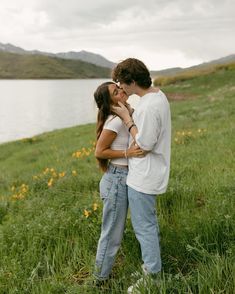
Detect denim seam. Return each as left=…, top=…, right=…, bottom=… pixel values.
left=98, top=178, right=119, bottom=278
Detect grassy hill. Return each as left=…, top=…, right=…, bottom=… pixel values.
left=153, top=62, right=235, bottom=87
left=0, top=51, right=111, bottom=79
left=151, top=54, right=235, bottom=78
left=0, top=67, right=234, bottom=293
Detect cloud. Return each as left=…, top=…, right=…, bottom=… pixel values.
left=0, top=0, right=234, bottom=69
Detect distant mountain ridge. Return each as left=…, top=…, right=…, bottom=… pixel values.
left=0, top=42, right=234, bottom=78
left=0, top=42, right=116, bottom=69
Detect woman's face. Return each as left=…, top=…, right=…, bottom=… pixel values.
left=108, top=84, right=128, bottom=105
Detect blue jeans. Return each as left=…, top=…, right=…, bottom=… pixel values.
left=94, top=164, right=128, bottom=280
left=128, top=186, right=162, bottom=274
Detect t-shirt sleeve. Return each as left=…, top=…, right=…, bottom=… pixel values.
left=135, top=107, right=161, bottom=151
left=103, top=116, right=123, bottom=134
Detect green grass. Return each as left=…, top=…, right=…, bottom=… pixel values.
left=0, top=67, right=235, bottom=293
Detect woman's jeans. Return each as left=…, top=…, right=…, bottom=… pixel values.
left=128, top=186, right=162, bottom=274
left=94, top=164, right=128, bottom=280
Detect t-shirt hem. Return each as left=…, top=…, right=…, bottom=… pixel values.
left=127, top=181, right=167, bottom=195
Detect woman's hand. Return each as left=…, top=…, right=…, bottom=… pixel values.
left=112, top=101, right=131, bottom=123
left=126, top=145, right=148, bottom=158
left=124, top=102, right=134, bottom=116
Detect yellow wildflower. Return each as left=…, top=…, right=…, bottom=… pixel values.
left=21, top=187, right=28, bottom=193
left=72, top=170, right=77, bottom=176
left=43, top=168, right=49, bottom=174
left=93, top=203, right=98, bottom=211
left=84, top=209, right=91, bottom=218
left=12, top=193, right=25, bottom=200
left=48, top=178, right=53, bottom=187
left=59, top=172, right=65, bottom=178
left=52, top=172, right=57, bottom=178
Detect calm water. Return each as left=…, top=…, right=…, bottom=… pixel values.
left=0, top=79, right=139, bottom=144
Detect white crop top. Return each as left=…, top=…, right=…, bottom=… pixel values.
left=103, top=115, right=129, bottom=166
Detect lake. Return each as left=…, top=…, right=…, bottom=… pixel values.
left=0, top=79, right=139, bottom=144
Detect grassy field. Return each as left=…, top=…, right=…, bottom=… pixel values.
left=0, top=67, right=234, bottom=293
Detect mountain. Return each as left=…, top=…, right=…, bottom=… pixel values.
left=56, top=50, right=115, bottom=69
left=0, top=51, right=111, bottom=79
left=150, top=67, right=182, bottom=77
left=0, top=43, right=27, bottom=54
left=1, top=42, right=234, bottom=78
left=0, top=42, right=116, bottom=69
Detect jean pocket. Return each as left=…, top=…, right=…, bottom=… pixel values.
left=99, top=175, right=114, bottom=200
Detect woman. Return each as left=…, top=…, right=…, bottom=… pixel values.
left=93, top=81, right=144, bottom=282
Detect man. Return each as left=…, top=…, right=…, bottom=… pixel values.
left=112, top=58, right=171, bottom=293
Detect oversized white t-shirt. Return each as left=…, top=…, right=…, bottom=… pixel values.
left=103, top=115, right=129, bottom=166
left=127, top=90, right=171, bottom=194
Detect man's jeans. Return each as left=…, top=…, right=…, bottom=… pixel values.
left=94, top=164, right=128, bottom=280
left=128, top=186, right=162, bottom=274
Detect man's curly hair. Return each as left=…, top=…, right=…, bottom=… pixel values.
left=112, top=58, right=152, bottom=89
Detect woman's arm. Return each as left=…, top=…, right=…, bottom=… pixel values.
left=95, top=129, right=145, bottom=159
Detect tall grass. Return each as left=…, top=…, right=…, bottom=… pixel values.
left=0, top=67, right=234, bottom=293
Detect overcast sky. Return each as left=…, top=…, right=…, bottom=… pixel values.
left=0, top=0, right=234, bottom=70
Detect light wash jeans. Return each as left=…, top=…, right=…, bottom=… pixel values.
left=94, top=164, right=128, bottom=280
left=128, top=186, right=162, bottom=274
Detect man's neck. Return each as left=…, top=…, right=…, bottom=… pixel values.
left=136, top=86, right=159, bottom=97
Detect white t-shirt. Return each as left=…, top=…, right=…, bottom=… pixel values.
left=103, top=115, right=129, bottom=166
left=127, top=90, right=171, bottom=195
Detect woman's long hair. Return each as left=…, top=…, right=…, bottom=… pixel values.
left=94, top=82, right=115, bottom=171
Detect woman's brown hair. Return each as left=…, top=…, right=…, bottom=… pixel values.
left=94, top=81, right=115, bottom=172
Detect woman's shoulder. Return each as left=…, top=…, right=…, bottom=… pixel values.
left=106, top=115, right=122, bottom=124
left=104, top=115, right=123, bottom=130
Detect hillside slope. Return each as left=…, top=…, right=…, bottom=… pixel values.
left=0, top=51, right=111, bottom=79
left=0, top=42, right=116, bottom=68
left=154, top=62, right=235, bottom=86
left=151, top=54, right=235, bottom=77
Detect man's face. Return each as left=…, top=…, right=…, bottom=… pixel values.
left=119, top=81, right=135, bottom=96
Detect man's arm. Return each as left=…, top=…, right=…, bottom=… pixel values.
left=112, top=102, right=160, bottom=151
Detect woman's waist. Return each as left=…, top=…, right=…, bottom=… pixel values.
left=107, top=163, right=128, bottom=175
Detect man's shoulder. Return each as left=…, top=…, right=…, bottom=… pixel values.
left=140, top=91, right=166, bottom=107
